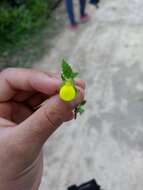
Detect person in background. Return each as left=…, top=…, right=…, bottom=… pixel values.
left=90, top=0, right=100, bottom=8
left=65, top=0, right=89, bottom=29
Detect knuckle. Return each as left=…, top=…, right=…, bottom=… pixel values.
left=30, top=124, right=46, bottom=140
left=43, top=106, right=64, bottom=128
left=7, top=142, right=26, bottom=159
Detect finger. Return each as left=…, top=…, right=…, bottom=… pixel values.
left=0, top=102, right=32, bottom=123
left=64, top=111, right=74, bottom=122
left=49, top=73, right=86, bottom=90
left=0, top=118, right=16, bottom=128
left=0, top=102, right=12, bottom=120
left=39, top=70, right=86, bottom=89
left=44, top=71, right=60, bottom=79
left=13, top=91, right=35, bottom=102
left=15, top=87, right=84, bottom=146
left=0, top=68, right=61, bottom=102
left=33, top=68, right=59, bottom=78
left=75, top=79, right=86, bottom=89
left=26, top=93, right=48, bottom=108
left=11, top=102, right=32, bottom=124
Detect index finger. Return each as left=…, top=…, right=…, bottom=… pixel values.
left=41, top=72, right=86, bottom=89
left=0, top=68, right=61, bottom=102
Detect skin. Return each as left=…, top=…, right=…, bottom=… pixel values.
left=0, top=68, right=85, bottom=190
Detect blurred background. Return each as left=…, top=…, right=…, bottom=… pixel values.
left=1, top=1, right=143, bottom=190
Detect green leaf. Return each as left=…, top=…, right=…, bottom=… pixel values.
left=74, top=100, right=86, bottom=117
left=80, top=100, right=87, bottom=106
left=71, top=72, right=79, bottom=79
left=61, top=74, right=66, bottom=82
left=61, top=59, right=79, bottom=80
left=62, top=59, right=73, bottom=79
left=76, top=107, right=85, bottom=115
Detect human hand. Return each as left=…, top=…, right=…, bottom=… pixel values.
left=0, top=68, right=85, bottom=190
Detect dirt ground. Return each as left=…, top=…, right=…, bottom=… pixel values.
left=34, top=0, right=143, bottom=190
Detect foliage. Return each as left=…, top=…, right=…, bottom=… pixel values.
left=0, top=0, right=55, bottom=55
left=61, top=59, right=79, bottom=81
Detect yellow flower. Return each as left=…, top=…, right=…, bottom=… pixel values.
left=59, top=81, right=77, bottom=101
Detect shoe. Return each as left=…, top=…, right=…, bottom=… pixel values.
left=80, top=13, right=89, bottom=23
left=67, top=23, right=78, bottom=30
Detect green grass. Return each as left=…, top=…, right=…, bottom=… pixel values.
left=0, top=17, right=58, bottom=68
left=0, top=0, right=64, bottom=69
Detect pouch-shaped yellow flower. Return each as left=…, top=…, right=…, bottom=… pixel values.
left=59, top=81, right=77, bottom=101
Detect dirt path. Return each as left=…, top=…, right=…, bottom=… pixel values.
left=36, top=1, right=143, bottom=190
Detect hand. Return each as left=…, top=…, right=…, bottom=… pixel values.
left=0, top=68, right=85, bottom=190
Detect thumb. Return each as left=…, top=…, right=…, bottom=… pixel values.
left=15, top=88, right=84, bottom=146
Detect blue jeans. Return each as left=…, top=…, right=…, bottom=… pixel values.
left=65, top=0, right=86, bottom=24
left=90, top=0, right=99, bottom=5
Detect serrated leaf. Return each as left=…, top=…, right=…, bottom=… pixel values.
left=62, top=59, right=73, bottom=79
left=71, top=72, right=79, bottom=79
left=61, top=74, right=66, bottom=81
left=80, top=100, right=87, bottom=106
left=77, top=107, right=85, bottom=114
left=74, top=106, right=84, bottom=119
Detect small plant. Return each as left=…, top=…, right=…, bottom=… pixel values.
left=60, top=59, right=86, bottom=119
left=0, top=0, right=55, bottom=56
left=35, top=59, right=86, bottom=120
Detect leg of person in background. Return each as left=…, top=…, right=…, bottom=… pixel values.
left=79, top=0, right=89, bottom=23
left=90, top=0, right=100, bottom=8
left=65, top=0, right=78, bottom=29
